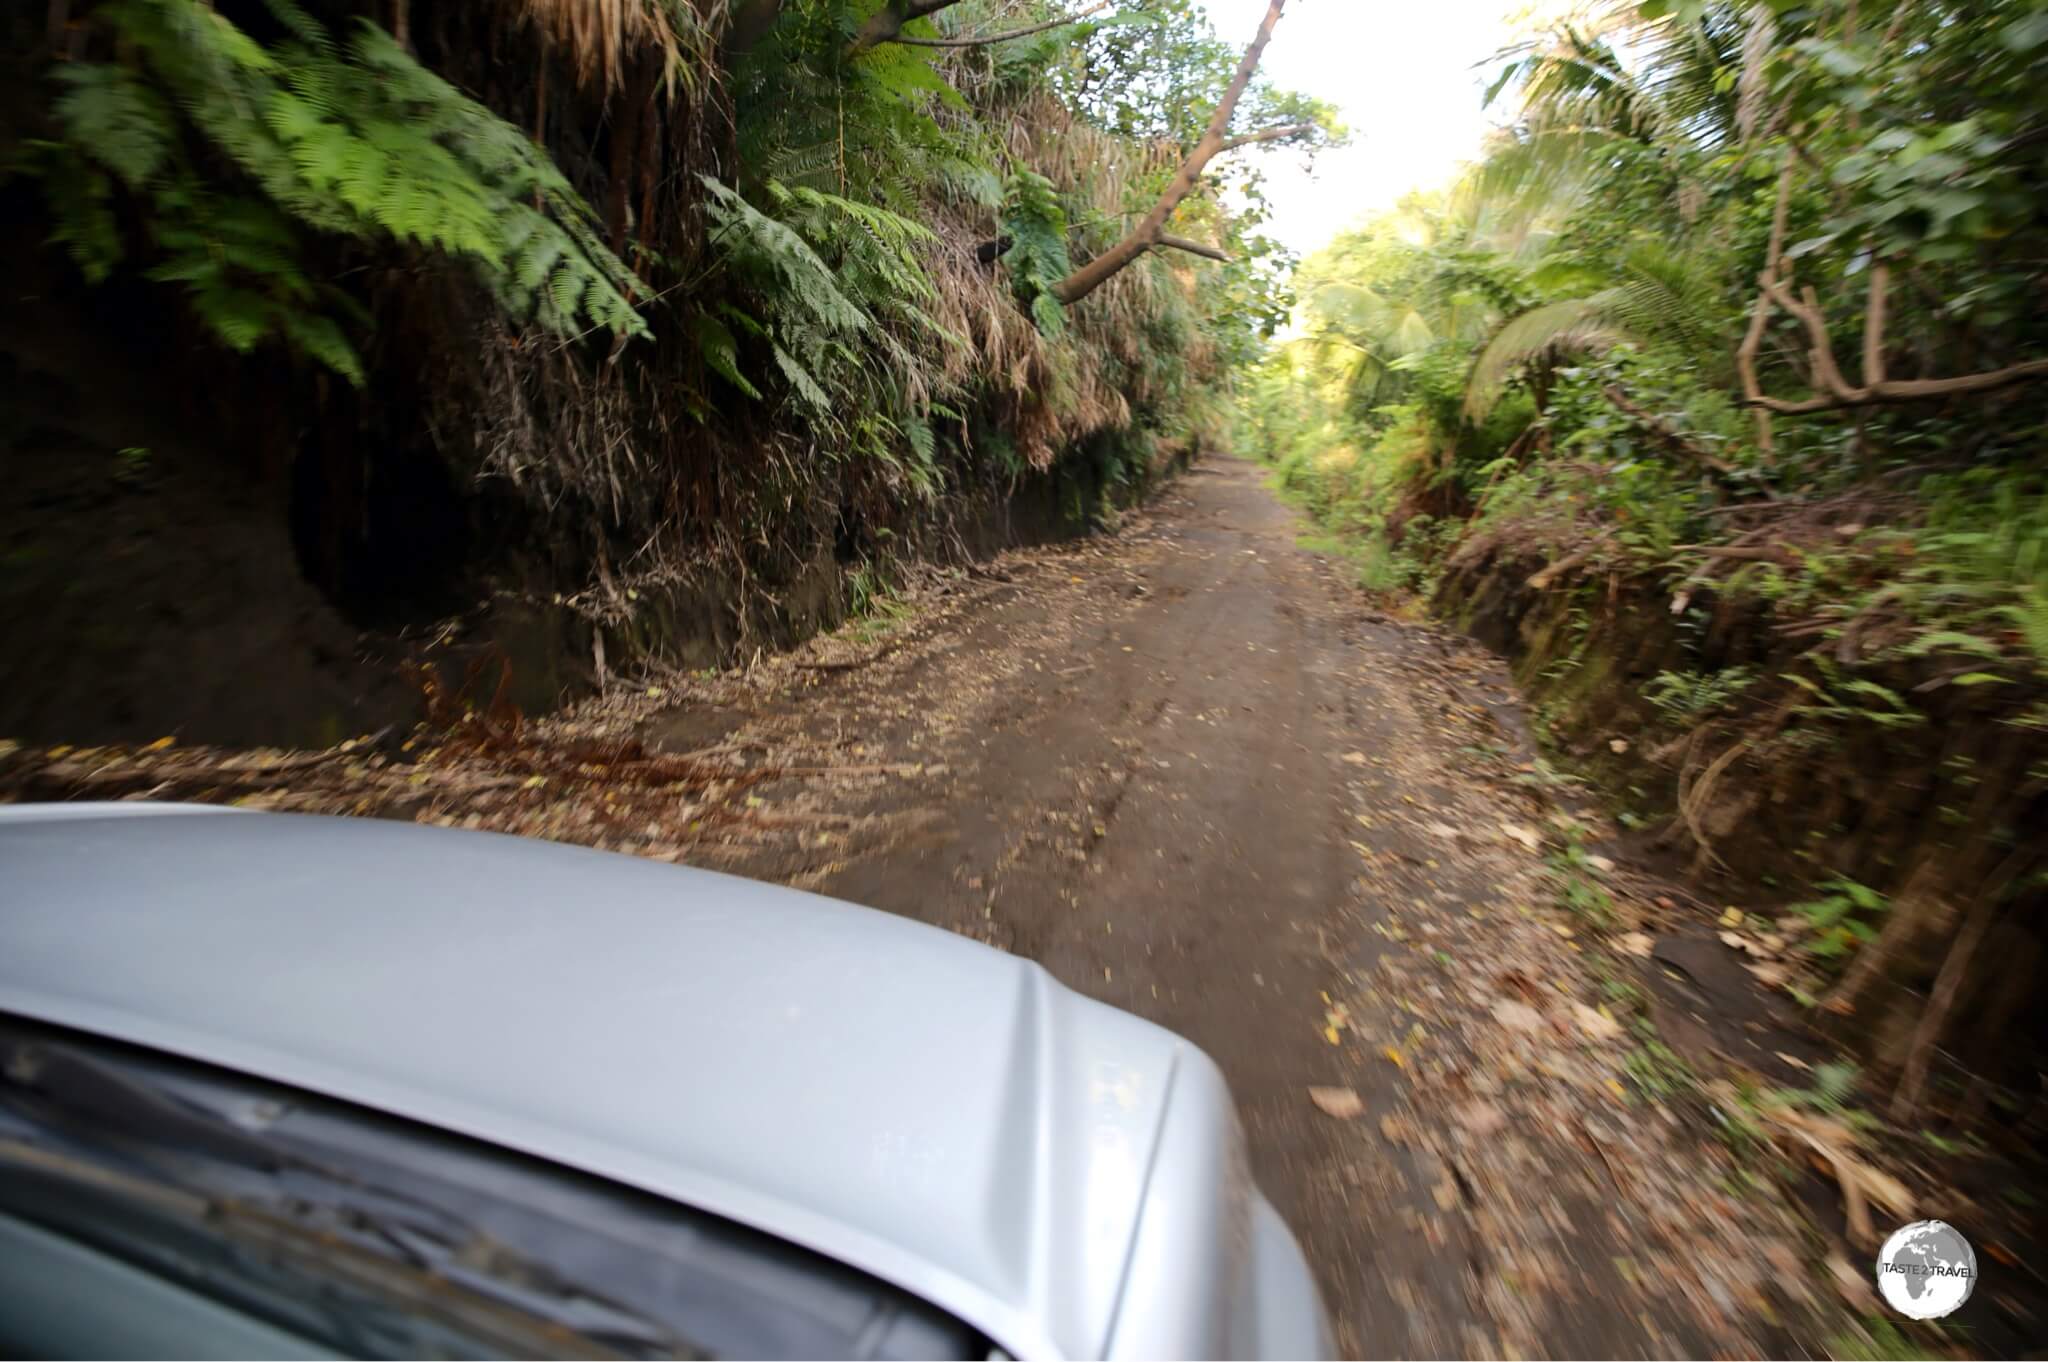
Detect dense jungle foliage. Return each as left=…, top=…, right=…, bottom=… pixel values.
left=1246, top=0, right=2048, bottom=1124
left=5, top=0, right=1328, bottom=660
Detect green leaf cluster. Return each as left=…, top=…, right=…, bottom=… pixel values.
left=25, top=0, right=646, bottom=383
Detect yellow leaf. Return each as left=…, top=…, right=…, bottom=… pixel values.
left=1607, top=1078, right=1628, bottom=1101
left=1381, top=1045, right=1406, bottom=1069
left=142, top=736, right=176, bottom=752
left=1718, top=906, right=1744, bottom=928
left=1323, top=1024, right=1342, bottom=1045
left=46, top=745, right=73, bottom=759
left=646, top=686, right=664, bottom=698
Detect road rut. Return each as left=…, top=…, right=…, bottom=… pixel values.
left=690, top=458, right=1824, bottom=1357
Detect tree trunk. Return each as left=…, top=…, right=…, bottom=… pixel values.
left=1050, top=0, right=1293, bottom=306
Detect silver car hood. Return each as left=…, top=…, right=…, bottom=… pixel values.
left=0, top=805, right=1220, bottom=1358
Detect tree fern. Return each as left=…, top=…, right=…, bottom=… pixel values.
left=30, top=0, right=648, bottom=385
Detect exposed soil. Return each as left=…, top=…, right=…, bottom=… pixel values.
left=7, top=456, right=1901, bottom=1356
left=643, top=458, right=1850, bottom=1357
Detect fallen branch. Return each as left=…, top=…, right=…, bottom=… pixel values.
left=1890, top=891, right=1998, bottom=1123
left=1527, top=547, right=1593, bottom=590
left=1601, top=384, right=1739, bottom=476
left=1676, top=543, right=1800, bottom=566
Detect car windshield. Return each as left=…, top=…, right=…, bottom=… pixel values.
left=0, top=1018, right=984, bottom=1360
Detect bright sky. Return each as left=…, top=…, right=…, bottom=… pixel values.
left=1201, top=0, right=1529, bottom=259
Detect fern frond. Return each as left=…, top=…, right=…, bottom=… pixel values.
left=54, top=64, right=175, bottom=190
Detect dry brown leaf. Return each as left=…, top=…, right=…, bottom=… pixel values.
left=1826, top=1248, right=1876, bottom=1306
left=1762, top=1105, right=1913, bottom=1244
left=1616, top=931, right=1655, bottom=957
left=1342, top=751, right=1368, bottom=765
left=1492, top=999, right=1545, bottom=1031
left=1571, top=1001, right=1623, bottom=1043
left=1747, top=961, right=1790, bottom=988
left=1456, top=1101, right=1507, bottom=1136
left=1307, top=1086, right=1365, bottom=1120
left=1499, top=822, right=1541, bottom=852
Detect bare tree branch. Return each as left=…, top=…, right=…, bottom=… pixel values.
left=1744, top=262, right=2048, bottom=414
left=1736, top=159, right=1795, bottom=453
left=1601, top=384, right=1739, bottom=475
left=1218, top=122, right=1313, bottom=152
left=1052, top=0, right=1299, bottom=305
left=890, top=0, right=1115, bottom=47
left=1155, top=232, right=1231, bottom=262
left=848, top=0, right=968, bottom=55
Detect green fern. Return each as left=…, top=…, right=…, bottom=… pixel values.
left=699, top=172, right=959, bottom=434
left=30, top=0, right=647, bottom=384
left=1002, top=170, right=1071, bottom=333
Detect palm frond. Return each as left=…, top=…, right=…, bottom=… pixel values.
left=1464, top=297, right=1627, bottom=420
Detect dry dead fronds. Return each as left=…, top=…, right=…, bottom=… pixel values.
left=512, top=0, right=722, bottom=97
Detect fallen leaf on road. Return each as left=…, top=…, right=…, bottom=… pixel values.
left=1747, top=962, right=1790, bottom=988
left=1617, top=931, right=1655, bottom=957
left=1572, top=1002, right=1623, bottom=1043
left=1456, top=1101, right=1507, bottom=1136
left=1379, top=1114, right=1413, bottom=1144
left=1609, top=737, right=1629, bottom=753
left=1826, top=1249, right=1875, bottom=1306
left=1342, top=751, right=1368, bottom=765
left=1381, top=1045, right=1406, bottom=1069
left=1776, top=1051, right=1811, bottom=1071
left=1491, top=1000, right=1545, bottom=1031
left=1717, top=906, right=1744, bottom=928
left=1757, top=1102, right=1912, bottom=1244
left=1307, top=1086, right=1365, bottom=1120
left=1586, top=853, right=1615, bottom=873
left=1500, top=822, right=1541, bottom=851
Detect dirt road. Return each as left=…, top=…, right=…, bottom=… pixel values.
left=663, top=458, right=1828, bottom=1357
left=12, top=456, right=1836, bottom=1354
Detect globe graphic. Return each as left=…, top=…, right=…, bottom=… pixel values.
left=1875, top=1220, right=1976, bottom=1320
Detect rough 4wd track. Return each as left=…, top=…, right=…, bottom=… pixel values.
left=651, top=458, right=1845, bottom=1357
left=3, top=458, right=1853, bottom=1357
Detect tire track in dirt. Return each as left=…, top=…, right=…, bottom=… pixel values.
left=692, top=458, right=1835, bottom=1358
